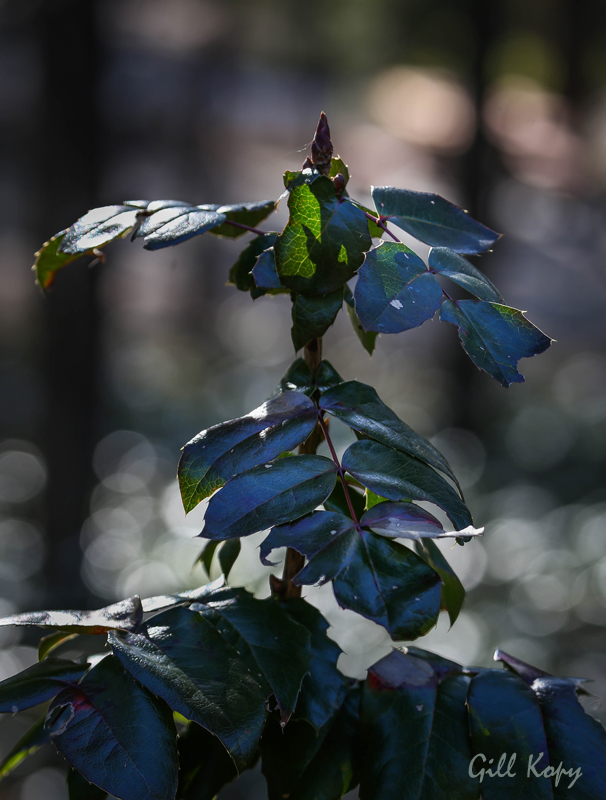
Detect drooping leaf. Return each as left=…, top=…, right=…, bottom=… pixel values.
left=354, top=242, right=442, bottom=334
left=177, top=721, right=239, bottom=800
left=319, top=380, right=459, bottom=488
left=34, top=232, right=90, bottom=289
left=342, top=440, right=473, bottom=531
left=414, top=539, right=466, bottom=627
left=109, top=606, right=265, bottom=771
left=67, top=768, right=108, bottom=800
left=261, top=511, right=441, bottom=641
left=196, top=540, right=220, bottom=577
left=218, top=539, right=241, bottom=578
left=209, top=200, right=276, bottom=238
left=38, top=631, right=79, bottom=661
left=252, top=247, right=284, bottom=292
left=281, top=599, right=348, bottom=731
left=275, top=175, right=371, bottom=295
left=48, top=655, right=178, bottom=800
left=192, top=586, right=312, bottom=722
left=178, top=391, right=318, bottom=513
left=0, top=596, right=143, bottom=634
left=291, top=287, right=344, bottom=351
left=361, top=649, right=477, bottom=800
left=467, top=669, right=552, bottom=799
left=360, top=500, right=482, bottom=541
left=344, top=285, right=378, bottom=355
left=371, top=186, right=500, bottom=254
left=440, top=299, right=552, bottom=387
left=0, top=715, right=50, bottom=778
left=0, top=658, right=89, bottom=713
left=228, top=232, right=278, bottom=293
left=428, top=247, right=502, bottom=302
left=202, top=455, right=337, bottom=540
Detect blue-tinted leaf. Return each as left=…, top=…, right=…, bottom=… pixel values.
left=323, top=479, right=366, bottom=521
left=361, top=650, right=478, bottom=800
left=354, top=242, right=442, bottom=333
left=315, top=360, right=344, bottom=392
left=414, top=539, right=466, bottom=627
left=0, top=715, right=50, bottom=778
left=467, top=669, right=552, bottom=799
left=110, top=606, right=265, bottom=771
left=440, top=299, right=552, bottom=387
left=361, top=500, right=482, bottom=540
left=261, top=511, right=441, bottom=641
left=291, top=288, right=344, bottom=351
left=0, top=596, right=143, bottom=634
left=178, top=392, right=317, bottom=513
left=48, top=655, right=178, bottom=800
left=228, top=233, right=278, bottom=293
left=252, top=247, right=283, bottom=291
left=275, top=175, right=371, bottom=295
left=319, top=381, right=459, bottom=488
left=140, top=206, right=226, bottom=249
left=0, top=659, right=89, bottom=713
left=68, top=768, right=108, bottom=800
left=209, top=200, right=276, bottom=238
left=428, top=247, right=502, bottom=302
left=192, top=586, right=311, bottom=721
left=202, top=455, right=337, bottom=540
left=60, top=205, right=141, bottom=254
left=343, top=285, right=378, bottom=355
left=372, top=186, right=500, bottom=254
left=342, top=440, right=473, bottom=531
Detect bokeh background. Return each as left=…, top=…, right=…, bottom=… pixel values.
left=1, top=0, right=606, bottom=797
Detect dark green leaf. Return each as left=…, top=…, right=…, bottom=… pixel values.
left=414, top=539, right=466, bottom=627
left=228, top=233, right=278, bottom=292
left=110, top=606, right=265, bottom=771
left=68, top=768, right=108, bottom=800
left=315, top=360, right=345, bottom=392
left=261, top=511, right=441, bottom=641
left=0, top=596, right=143, bottom=634
left=467, top=669, right=552, bottom=799
left=275, top=175, right=371, bottom=295
left=281, top=599, right=348, bottom=730
left=252, top=247, right=284, bottom=291
left=262, top=715, right=327, bottom=800
left=323, top=479, right=366, bottom=520
left=38, top=631, right=79, bottom=661
left=345, top=201, right=385, bottom=239
left=209, top=200, right=276, bottom=238
left=178, top=391, right=317, bottom=513
left=177, top=722, right=238, bottom=800
left=372, top=186, right=500, bottom=254
left=361, top=650, right=478, bottom=800
left=0, top=715, right=50, bottom=778
left=0, top=658, right=89, bottom=713
left=60, top=204, right=141, bottom=254
left=440, top=299, right=552, bottom=387
left=196, top=540, right=220, bottom=577
left=48, top=655, right=178, bottom=800
left=342, top=440, right=473, bottom=531
left=328, top=156, right=350, bottom=185
left=361, top=500, right=481, bottom=541
left=202, top=455, right=337, bottom=540
left=34, top=232, right=88, bottom=290
left=354, top=242, right=442, bottom=333
left=192, top=586, right=311, bottom=721
left=218, top=539, right=241, bottom=578
left=344, top=285, right=378, bottom=355
left=319, top=381, right=459, bottom=488
left=273, top=358, right=315, bottom=396
left=428, top=247, right=502, bottom=302
left=291, top=288, right=344, bottom=351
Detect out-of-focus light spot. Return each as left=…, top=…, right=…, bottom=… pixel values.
left=93, top=431, right=157, bottom=493
left=484, top=518, right=546, bottom=582
left=506, top=406, right=575, bottom=471
left=21, top=767, right=68, bottom=800
left=431, top=427, right=486, bottom=489
left=436, top=538, right=487, bottom=591
left=553, top=353, right=606, bottom=422
left=407, top=610, right=487, bottom=665
left=0, top=447, right=46, bottom=504
left=118, top=560, right=179, bottom=599
left=0, top=520, right=44, bottom=580
left=161, top=482, right=208, bottom=532
left=486, top=32, right=563, bottom=90
left=217, top=294, right=292, bottom=368
left=513, top=573, right=570, bottom=613
left=367, top=66, right=475, bottom=154
left=574, top=505, right=606, bottom=562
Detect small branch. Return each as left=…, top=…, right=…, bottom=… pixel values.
left=362, top=210, right=401, bottom=243
left=223, top=220, right=267, bottom=236
left=317, top=413, right=361, bottom=528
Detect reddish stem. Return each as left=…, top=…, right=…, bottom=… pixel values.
left=223, top=220, right=266, bottom=236
left=317, top=413, right=361, bottom=528
left=362, top=209, right=401, bottom=243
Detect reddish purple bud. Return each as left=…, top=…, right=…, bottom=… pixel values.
left=332, top=173, right=345, bottom=195
left=310, top=111, right=333, bottom=175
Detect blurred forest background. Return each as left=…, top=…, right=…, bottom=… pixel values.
left=1, top=0, right=606, bottom=797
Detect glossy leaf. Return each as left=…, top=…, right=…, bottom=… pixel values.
left=344, top=285, right=378, bottom=355
left=275, top=175, right=371, bottom=295
left=38, top=631, right=79, bottom=661
left=315, top=360, right=345, bottom=392
left=342, top=440, right=473, bottom=531
left=372, top=186, right=500, bottom=254
left=273, top=357, right=316, bottom=396
left=228, top=232, right=278, bottom=293
left=192, top=586, right=311, bottom=721
left=177, top=721, right=238, bottom=800
left=178, top=391, right=317, bottom=513
left=440, top=299, right=552, bottom=387
left=48, top=655, right=178, bottom=800
left=34, top=232, right=88, bottom=289
left=361, top=649, right=477, bottom=800
left=428, top=247, right=502, bottom=302
left=60, top=204, right=141, bottom=254
left=414, top=539, right=466, bottom=627
left=328, top=156, right=350, bottom=185
left=110, top=606, right=265, bottom=771
left=0, top=715, right=49, bottom=778
left=68, top=768, right=108, bottom=800
left=281, top=599, right=348, bottom=730
left=0, top=658, right=89, bottom=713
left=202, top=455, right=337, bottom=540
left=291, top=287, right=344, bottom=351
left=354, top=242, right=442, bottom=333
left=140, top=576, right=227, bottom=614
left=323, top=479, right=366, bottom=521
left=218, top=539, right=241, bottom=578
left=209, top=200, right=276, bottom=238
left=319, top=380, right=459, bottom=488
left=0, top=596, right=143, bottom=634
left=467, top=669, right=552, bottom=799
left=261, top=511, right=441, bottom=641
left=360, top=500, right=482, bottom=540
left=252, top=247, right=283, bottom=291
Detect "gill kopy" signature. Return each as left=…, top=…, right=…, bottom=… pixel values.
left=469, top=753, right=582, bottom=789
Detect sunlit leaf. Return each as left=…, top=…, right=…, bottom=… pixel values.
left=209, top=200, right=276, bottom=238
left=0, top=596, right=143, bottom=634
left=0, top=716, right=49, bottom=779
left=428, top=247, right=502, bottom=302
left=38, top=631, right=79, bottom=661
left=361, top=500, right=482, bottom=541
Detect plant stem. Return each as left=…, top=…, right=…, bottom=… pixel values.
left=362, top=210, right=400, bottom=242
left=223, top=220, right=267, bottom=236
left=317, top=414, right=360, bottom=527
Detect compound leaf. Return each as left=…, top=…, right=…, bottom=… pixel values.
left=34, top=232, right=88, bottom=290
left=0, top=658, right=89, bottom=713
left=0, top=596, right=143, bottom=635
left=291, top=288, right=344, bottom=351
left=372, top=186, right=500, bottom=254
left=428, top=247, right=502, bottom=302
